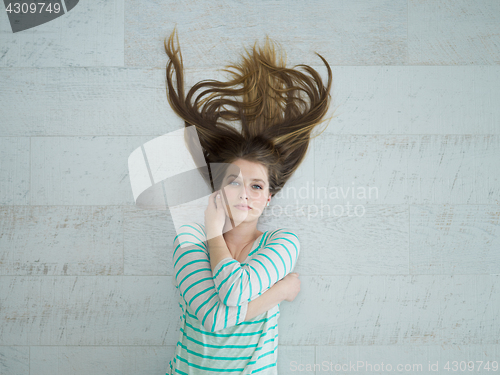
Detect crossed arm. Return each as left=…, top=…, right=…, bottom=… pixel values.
left=172, top=223, right=288, bottom=332
left=208, top=228, right=300, bottom=306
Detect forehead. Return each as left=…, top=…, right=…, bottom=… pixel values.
left=224, top=159, right=268, bottom=181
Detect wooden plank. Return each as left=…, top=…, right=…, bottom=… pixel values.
left=314, top=134, right=409, bottom=204
left=0, top=347, right=29, bottom=375
left=407, top=136, right=500, bottom=205
left=328, top=67, right=500, bottom=135
left=2, top=67, right=498, bottom=137
left=125, top=0, right=407, bottom=68
left=317, top=344, right=500, bottom=374
left=0, top=68, right=183, bottom=137
left=279, top=346, right=316, bottom=375
left=0, top=276, right=180, bottom=345
left=0, top=0, right=124, bottom=67
left=0, top=206, right=123, bottom=276
left=409, top=0, right=500, bottom=64
left=261, top=204, right=410, bottom=276
left=30, top=136, right=153, bottom=205
left=277, top=275, right=499, bottom=345
left=315, top=134, right=500, bottom=205
left=30, top=346, right=174, bottom=375
left=410, top=205, right=500, bottom=274
left=0, top=137, right=30, bottom=205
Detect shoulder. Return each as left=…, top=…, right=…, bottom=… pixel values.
left=173, top=222, right=207, bottom=248
left=267, top=228, right=299, bottom=243
left=265, top=228, right=300, bottom=252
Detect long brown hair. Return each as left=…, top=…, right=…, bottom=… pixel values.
left=164, top=27, right=334, bottom=198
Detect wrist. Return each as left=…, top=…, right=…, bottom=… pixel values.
left=273, top=280, right=288, bottom=302
left=206, top=229, right=223, bottom=242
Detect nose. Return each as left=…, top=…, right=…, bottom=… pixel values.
left=239, top=185, right=249, bottom=199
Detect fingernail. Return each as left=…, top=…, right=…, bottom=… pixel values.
left=217, top=194, right=220, bottom=198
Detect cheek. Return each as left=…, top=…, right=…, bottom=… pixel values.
left=222, top=186, right=237, bottom=201
left=252, top=191, right=268, bottom=206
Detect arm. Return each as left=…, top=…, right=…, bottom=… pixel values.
left=212, top=229, right=300, bottom=306
left=244, top=279, right=287, bottom=321
left=173, top=222, right=247, bottom=332
left=206, top=229, right=233, bottom=272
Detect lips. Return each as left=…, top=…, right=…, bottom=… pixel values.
left=234, top=204, right=252, bottom=210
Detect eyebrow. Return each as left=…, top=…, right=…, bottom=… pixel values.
left=225, top=174, right=266, bottom=184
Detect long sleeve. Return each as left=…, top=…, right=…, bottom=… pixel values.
left=212, top=228, right=300, bottom=306
left=172, top=222, right=248, bottom=332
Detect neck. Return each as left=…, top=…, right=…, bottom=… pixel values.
left=222, top=218, right=259, bottom=248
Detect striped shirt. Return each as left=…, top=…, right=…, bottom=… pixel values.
left=167, top=222, right=300, bottom=375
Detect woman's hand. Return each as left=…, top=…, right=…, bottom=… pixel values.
left=204, top=190, right=226, bottom=238
left=277, top=272, right=301, bottom=302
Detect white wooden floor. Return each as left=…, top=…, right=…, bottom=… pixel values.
left=1, top=1, right=500, bottom=374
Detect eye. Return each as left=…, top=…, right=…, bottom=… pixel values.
left=253, top=184, right=263, bottom=190
left=230, top=181, right=239, bottom=186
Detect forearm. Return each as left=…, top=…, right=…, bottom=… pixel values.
left=244, top=282, right=286, bottom=321
left=206, top=230, right=233, bottom=272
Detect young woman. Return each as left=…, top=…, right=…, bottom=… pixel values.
left=164, top=27, right=332, bottom=375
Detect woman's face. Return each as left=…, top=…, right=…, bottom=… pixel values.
left=220, top=159, right=271, bottom=225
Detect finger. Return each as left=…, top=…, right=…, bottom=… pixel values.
left=208, top=190, right=218, bottom=206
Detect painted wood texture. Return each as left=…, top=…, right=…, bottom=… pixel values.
left=0, top=0, right=124, bottom=67
left=1, top=67, right=499, bottom=137
left=124, top=0, right=407, bottom=67
left=1, top=0, right=500, bottom=374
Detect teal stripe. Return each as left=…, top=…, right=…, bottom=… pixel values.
left=175, top=355, right=244, bottom=372
left=237, top=271, right=244, bottom=306
left=212, top=300, right=219, bottom=332
left=184, top=222, right=206, bottom=238
left=203, top=298, right=218, bottom=330
left=275, top=230, right=299, bottom=248
left=271, top=241, right=294, bottom=269
left=223, top=277, right=237, bottom=305
left=247, top=264, right=262, bottom=295
left=176, top=341, right=253, bottom=360
left=193, top=288, right=215, bottom=319
left=248, top=267, right=253, bottom=301
left=180, top=327, right=261, bottom=349
left=252, top=258, right=271, bottom=287
left=186, top=308, right=279, bottom=326
left=187, top=285, right=212, bottom=307
left=213, top=258, right=237, bottom=280
left=173, top=247, right=206, bottom=269
left=256, top=252, right=281, bottom=281
left=214, top=229, right=298, bottom=306
left=273, top=230, right=299, bottom=258
left=170, top=223, right=292, bottom=374
left=183, top=276, right=214, bottom=298
left=184, top=319, right=278, bottom=344
left=247, top=230, right=273, bottom=257
left=263, top=242, right=288, bottom=272
left=173, top=229, right=207, bottom=250
left=256, top=254, right=286, bottom=287
left=193, top=291, right=214, bottom=317
left=251, top=362, right=277, bottom=374
left=178, top=265, right=210, bottom=290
